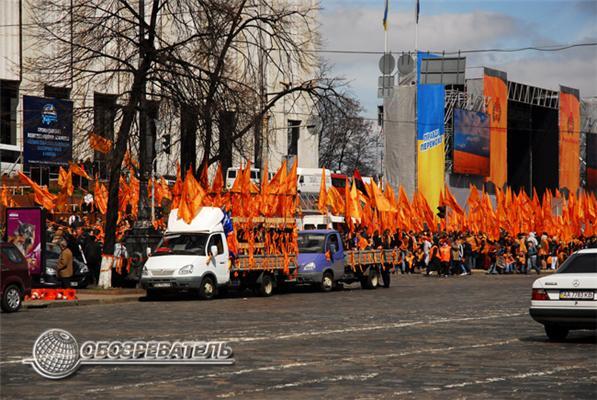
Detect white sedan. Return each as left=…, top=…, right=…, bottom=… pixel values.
left=530, top=248, right=597, bottom=341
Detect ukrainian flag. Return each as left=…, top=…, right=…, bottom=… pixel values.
left=383, top=0, right=389, bottom=31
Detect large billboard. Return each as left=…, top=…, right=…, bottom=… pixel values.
left=587, top=133, right=597, bottom=190
left=23, top=95, right=73, bottom=167
left=453, top=108, right=490, bottom=176
left=5, top=207, right=46, bottom=276
left=559, top=86, right=581, bottom=193
left=417, top=84, right=445, bottom=211
left=483, top=68, right=508, bottom=188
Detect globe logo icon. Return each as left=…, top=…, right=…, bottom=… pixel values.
left=29, top=329, right=80, bottom=379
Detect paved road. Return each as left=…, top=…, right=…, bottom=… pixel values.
left=1, top=274, right=596, bottom=399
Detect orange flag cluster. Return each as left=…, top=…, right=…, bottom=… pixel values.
left=173, top=160, right=300, bottom=224
left=317, top=173, right=596, bottom=241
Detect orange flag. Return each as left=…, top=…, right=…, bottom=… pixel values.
left=88, top=132, right=113, bottom=154
left=94, top=179, right=108, bottom=214
left=317, top=169, right=327, bottom=215
left=1, top=180, right=14, bottom=208
left=371, top=179, right=392, bottom=212
left=326, top=186, right=344, bottom=216
left=171, top=164, right=183, bottom=209
left=198, top=161, right=209, bottom=189
left=68, top=162, right=92, bottom=180
left=17, top=172, right=57, bottom=210
left=178, top=167, right=206, bottom=224
left=58, top=167, right=74, bottom=196
left=160, top=177, right=172, bottom=200
left=444, top=185, right=464, bottom=215
left=128, top=170, right=140, bottom=217
left=211, top=163, right=224, bottom=194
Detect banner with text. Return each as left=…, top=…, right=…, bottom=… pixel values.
left=417, top=84, right=445, bottom=212
left=23, top=95, right=73, bottom=167
left=559, top=86, right=580, bottom=193
left=483, top=68, right=508, bottom=188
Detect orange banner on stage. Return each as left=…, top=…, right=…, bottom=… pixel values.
left=558, top=86, right=580, bottom=193
left=483, top=68, right=508, bottom=188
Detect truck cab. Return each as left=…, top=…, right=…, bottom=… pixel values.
left=141, top=207, right=230, bottom=299
left=297, top=230, right=345, bottom=291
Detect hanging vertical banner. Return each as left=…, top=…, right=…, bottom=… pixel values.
left=587, top=133, right=597, bottom=190
left=559, top=86, right=581, bottom=193
left=453, top=108, right=490, bottom=176
left=483, top=68, right=508, bottom=188
left=417, top=84, right=445, bottom=211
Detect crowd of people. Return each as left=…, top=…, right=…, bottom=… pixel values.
left=342, top=228, right=596, bottom=277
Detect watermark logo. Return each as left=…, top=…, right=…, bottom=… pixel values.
left=23, top=329, right=234, bottom=379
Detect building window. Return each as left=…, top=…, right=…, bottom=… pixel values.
left=0, top=80, right=19, bottom=146
left=287, top=119, right=301, bottom=157
left=44, top=85, right=71, bottom=100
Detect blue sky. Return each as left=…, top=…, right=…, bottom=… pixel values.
left=320, top=0, right=597, bottom=117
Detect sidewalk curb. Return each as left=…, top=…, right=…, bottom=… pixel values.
left=24, top=295, right=141, bottom=310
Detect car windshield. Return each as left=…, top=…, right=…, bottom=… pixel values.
left=155, top=233, right=209, bottom=256
left=298, top=233, right=326, bottom=253
left=557, top=253, right=597, bottom=273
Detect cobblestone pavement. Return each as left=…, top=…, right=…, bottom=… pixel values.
left=1, top=274, right=596, bottom=399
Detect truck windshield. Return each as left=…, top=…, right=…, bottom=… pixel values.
left=154, top=233, right=209, bottom=256
left=298, top=233, right=326, bottom=253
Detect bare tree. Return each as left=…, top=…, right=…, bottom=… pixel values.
left=317, top=93, right=380, bottom=176
left=25, top=0, right=344, bottom=280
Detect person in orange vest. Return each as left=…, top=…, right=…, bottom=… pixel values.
left=439, top=239, right=452, bottom=277
left=426, top=239, right=441, bottom=277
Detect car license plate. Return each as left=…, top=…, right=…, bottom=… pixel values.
left=153, top=283, right=171, bottom=288
left=559, top=291, right=594, bottom=300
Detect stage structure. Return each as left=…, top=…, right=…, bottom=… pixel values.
left=383, top=53, right=587, bottom=208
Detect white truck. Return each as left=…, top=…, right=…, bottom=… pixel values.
left=140, top=207, right=296, bottom=299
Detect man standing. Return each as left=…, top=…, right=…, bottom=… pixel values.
left=56, top=239, right=74, bottom=287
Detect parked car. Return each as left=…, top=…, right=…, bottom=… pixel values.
left=1, top=241, right=32, bottom=312
left=40, top=242, right=90, bottom=288
left=529, top=249, right=597, bottom=340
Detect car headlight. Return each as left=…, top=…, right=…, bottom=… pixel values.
left=302, top=262, right=316, bottom=271
left=178, top=264, right=194, bottom=275
left=142, top=266, right=150, bottom=277
left=80, top=265, right=89, bottom=273
left=45, top=266, right=57, bottom=276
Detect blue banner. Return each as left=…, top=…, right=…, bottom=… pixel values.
left=23, top=95, right=73, bottom=167
left=417, top=84, right=445, bottom=211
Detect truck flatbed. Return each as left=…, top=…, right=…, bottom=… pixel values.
left=233, top=254, right=297, bottom=271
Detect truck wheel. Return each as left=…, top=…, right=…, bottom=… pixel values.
left=1, top=284, right=23, bottom=313
left=361, top=269, right=379, bottom=290
left=545, top=324, right=569, bottom=341
left=199, top=276, right=217, bottom=300
left=381, top=269, right=391, bottom=288
left=320, top=272, right=334, bottom=292
left=258, top=274, right=274, bottom=297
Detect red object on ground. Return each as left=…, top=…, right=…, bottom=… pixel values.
left=25, top=288, right=77, bottom=301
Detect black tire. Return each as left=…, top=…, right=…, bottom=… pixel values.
left=545, top=325, right=569, bottom=341
left=145, top=288, right=161, bottom=300
left=199, top=276, right=217, bottom=300
left=360, top=268, right=380, bottom=290
left=320, top=271, right=334, bottom=292
left=381, top=268, right=391, bottom=288
left=258, top=274, right=274, bottom=297
left=1, top=284, right=23, bottom=313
